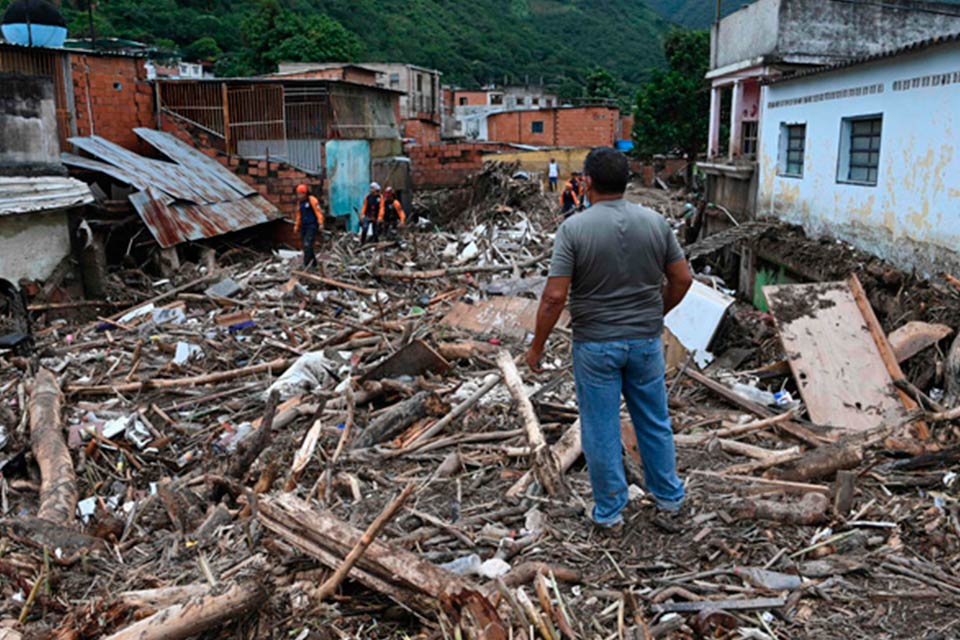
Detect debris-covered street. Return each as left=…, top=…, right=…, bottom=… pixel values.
left=1, top=164, right=958, bottom=640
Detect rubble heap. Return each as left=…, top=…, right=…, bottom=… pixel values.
left=0, top=166, right=958, bottom=640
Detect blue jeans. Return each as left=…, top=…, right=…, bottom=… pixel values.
left=572, top=337, right=684, bottom=526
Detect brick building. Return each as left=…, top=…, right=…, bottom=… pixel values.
left=0, top=42, right=155, bottom=153
left=486, top=106, right=621, bottom=148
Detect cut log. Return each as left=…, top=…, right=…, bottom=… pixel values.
left=506, top=420, right=581, bottom=499
left=731, top=492, right=830, bottom=526
left=497, top=351, right=563, bottom=496
left=354, top=391, right=444, bottom=449
left=773, top=440, right=864, bottom=483
left=257, top=493, right=507, bottom=639
left=314, top=483, right=415, bottom=600
left=30, top=369, right=76, bottom=526
left=119, top=584, right=210, bottom=610
left=832, top=470, right=857, bottom=517
left=227, top=390, right=279, bottom=481
left=103, top=578, right=272, bottom=640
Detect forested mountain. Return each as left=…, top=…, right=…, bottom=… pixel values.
left=1, top=0, right=678, bottom=95
left=644, top=0, right=735, bottom=28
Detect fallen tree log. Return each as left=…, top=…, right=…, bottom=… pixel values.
left=497, top=351, right=563, bottom=497
left=438, top=341, right=501, bottom=361
left=103, top=578, right=272, bottom=640
left=30, top=369, right=76, bottom=526
left=354, top=391, right=445, bottom=449
left=506, top=420, right=581, bottom=499
left=731, top=492, right=829, bottom=526
left=258, top=493, right=507, bottom=639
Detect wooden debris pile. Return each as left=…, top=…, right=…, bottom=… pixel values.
left=0, top=185, right=958, bottom=639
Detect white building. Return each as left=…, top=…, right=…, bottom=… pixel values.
left=757, top=33, right=960, bottom=275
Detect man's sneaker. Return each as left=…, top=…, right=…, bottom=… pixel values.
left=593, top=521, right=624, bottom=540
left=652, top=507, right=686, bottom=534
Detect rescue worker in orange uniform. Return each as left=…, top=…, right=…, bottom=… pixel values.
left=293, top=184, right=324, bottom=268
left=360, top=182, right=382, bottom=244
left=378, top=186, right=406, bottom=238
left=560, top=180, right=580, bottom=218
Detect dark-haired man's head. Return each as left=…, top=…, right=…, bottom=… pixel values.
left=583, top=147, right=629, bottom=199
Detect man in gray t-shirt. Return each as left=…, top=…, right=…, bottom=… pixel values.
left=526, top=148, right=693, bottom=535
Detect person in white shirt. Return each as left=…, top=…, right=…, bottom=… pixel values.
left=548, top=158, right=560, bottom=192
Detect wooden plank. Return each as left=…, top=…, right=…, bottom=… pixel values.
left=440, top=296, right=568, bottom=340
left=361, top=339, right=450, bottom=382
left=764, top=280, right=907, bottom=432
left=847, top=274, right=928, bottom=439
left=887, top=321, right=953, bottom=363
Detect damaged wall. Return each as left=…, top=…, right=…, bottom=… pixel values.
left=0, top=210, right=71, bottom=284
left=0, top=74, right=61, bottom=175
left=757, top=39, right=960, bottom=276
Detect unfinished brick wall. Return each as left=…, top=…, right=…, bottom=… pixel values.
left=631, top=158, right=689, bottom=187
left=486, top=107, right=620, bottom=147
left=161, top=116, right=320, bottom=216
left=408, top=142, right=512, bottom=188
left=403, top=119, right=441, bottom=145
left=71, top=54, right=155, bottom=153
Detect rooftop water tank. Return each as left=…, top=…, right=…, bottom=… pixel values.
left=1, top=0, right=68, bottom=48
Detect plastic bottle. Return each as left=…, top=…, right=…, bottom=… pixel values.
left=731, top=383, right=778, bottom=406
left=439, top=554, right=482, bottom=576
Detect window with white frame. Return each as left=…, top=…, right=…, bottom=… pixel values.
left=839, top=116, right=882, bottom=185
left=779, top=123, right=806, bottom=177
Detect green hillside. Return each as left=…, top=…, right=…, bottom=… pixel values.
left=644, top=0, right=736, bottom=28
left=0, top=0, right=674, bottom=95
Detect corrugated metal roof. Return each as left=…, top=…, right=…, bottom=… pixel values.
left=765, top=32, right=960, bottom=85
left=63, top=130, right=282, bottom=248
left=0, top=176, right=93, bottom=216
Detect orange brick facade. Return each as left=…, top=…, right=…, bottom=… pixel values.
left=409, top=142, right=513, bottom=188
left=486, top=107, right=620, bottom=148
left=71, top=53, right=155, bottom=153
left=403, top=119, right=441, bottom=145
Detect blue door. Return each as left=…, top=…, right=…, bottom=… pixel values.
left=325, top=140, right=370, bottom=232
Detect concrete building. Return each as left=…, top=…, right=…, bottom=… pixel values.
left=757, top=33, right=960, bottom=275
left=701, top=0, right=960, bottom=221
left=486, top=105, right=622, bottom=148
left=444, top=85, right=559, bottom=140
left=0, top=74, right=93, bottom=301
left=156, top=77, right=403, bottom=230
left=276, top=62, right=442, bottom=144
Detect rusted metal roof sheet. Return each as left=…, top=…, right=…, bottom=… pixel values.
left=133, top=128, right=255, bottom=197
left=64, top=130, right=282, bottom=248
left=129, top=187, right=281, bottom=248
left=0, top=176, right=93, bottom=216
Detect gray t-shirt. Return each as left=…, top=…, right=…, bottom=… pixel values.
left=549, top=198, right=683, bottom=342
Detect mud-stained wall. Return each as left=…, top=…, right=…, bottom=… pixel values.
left=757, top=41, right=960, bottom=276
left=0, top=210, right=71, bottom=283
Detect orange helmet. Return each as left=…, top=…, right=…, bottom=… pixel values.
left=296, top=184, right=308, bottom=195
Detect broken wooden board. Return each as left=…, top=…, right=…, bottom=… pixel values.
left=664, top=280, right=734, bottom=368
left=764, top=280, right=909, bottom=432
left=440, top=296, right=568, bottom=340
left=361, top=339, right=450, bottom=382
left=887, top=321, right=953, bottom=363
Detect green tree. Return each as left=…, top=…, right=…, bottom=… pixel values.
left=633, top=29, right=709, bottom=169
left=184, top=36, right=221, bottom=62
left=585, top=67, right=620, bottom=102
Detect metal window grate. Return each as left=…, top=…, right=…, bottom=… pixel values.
left=847, top=117, right=882, bottom=184
left=741, top=121, right=758, bottom=157
left=784, top=124, right=805, bottom=176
